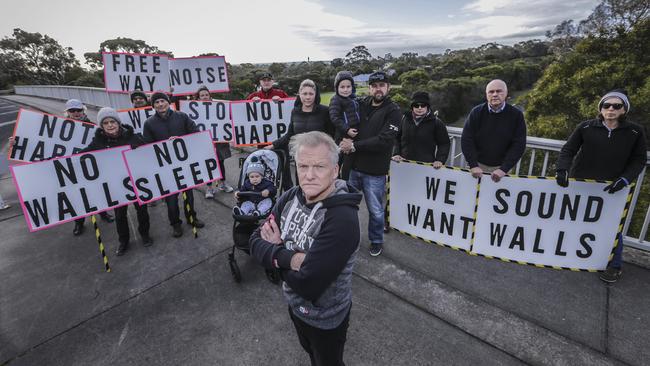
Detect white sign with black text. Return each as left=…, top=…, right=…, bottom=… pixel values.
left=169, top=56, right=229, bottom=96
left=230, top=99, right=295, bottom=146
left=102, top=52, right=170, bottom=93
left=179, top=100, right=232, bottom=142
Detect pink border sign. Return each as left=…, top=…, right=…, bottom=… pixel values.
left=169, top=55, right=231, bottom=96
left=230, top=97, right=296, bottom=147
left=102, top=51, right=171, bottom=94
left=11, top=145, right=135, bottom=232
left=121, top=130, right=221, bottom=205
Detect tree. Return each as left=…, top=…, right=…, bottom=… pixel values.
left=345, top=45, right=371, bottom=64
left=579, top=0, right=650, bottom=36
left=84, top=37, right=174, bottom=69
left=0, top=28, right=79, bottom=85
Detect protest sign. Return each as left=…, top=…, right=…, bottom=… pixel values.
left=122, top=131, right=220, bottom=204
left=169, top=56, right=229, bottom=96
left=389, top=161, right=478, bottom=251
left=230, top=98, right=295, bottom=146
left=179, top=100, right=232, bottom=142
left=117, top=104, right=176, bottom=135
left=11, top=147, right=135, bottom=231
left=472, top=176, right=630, bottom=270
left=9, top=109, right=97, bottom=162
left=103, top=52, right=170, bottom=93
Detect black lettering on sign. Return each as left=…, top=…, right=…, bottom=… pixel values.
left=102, top=182, right=118, bottom=207
left=490, top=223, right=507, bottom=247
left=139, top=55, right=148, bottom=73
left=262, top=124, right=273, bottom=141
left=215, top=102, right=226, bottom=119
left=57, top=191, right=76, bottom=220
left=119, top=75, right=131, bottom=91
left=81, top=124, right=95, bottom=145
left=584, top=196, right=603, bottom=222
left=560, top=195, right=580, bottom=221
left=123, top=177, right=137, bottom=201
left=206, top=67, right=216, bottom=83
left=152, top=56, right=161, bottom=73
left=170, top=69, right=181, bottom=86
left=79, top=187, right=98, bottom=213
left=493, top=188, right=509, bottom=214
left=515, top=191, right=532, bottom=216
left=183, top=69, right=192, bottom=84
left=538, top=192, right=556, bottom=219
left=24, top=197, right=49, bottom=226
left=154, top=142, right=173, bottom=167
left=576, top=233, right=594, bottom=258
left=154, top=173, right=170, bottom=196
left=59, top=120, right=75, bottom=141
left=39, top=115, right=56, bottom=138
left=407, top=203, right=420, bottom=225
left=173, top=139, right=188, bottom=161
left=187, top=101, right=199, bottom=119
left=205, top=158, right=218, bottom=180
left=276, top=123, right=287, bottom=138
left=440, top=212, right=454, bottom=236
left=422, top=209, right=435, bottom=231
left=425, top=177, right=440, bottom=201
left=10, top=136, right=27, bottom=160
left=136, top=178, right=153, bottom=201
left=261, top=102, right=272, bottom=120
left=51, top=144, right=66, bottom=158
left=250, top=126, right=260, bottom=144
left=79, top=154, right=99, bottom=180
left=276, top=100, right=284, bottom=119
left=554, top=231, right=567, bottom=256
left=218, top=66, right=226, bottom=82
left=30, top=141, right=45, bottom=161
left=194, top=68, right=204, bottom=84
left=173, top=167, right=187, bottom=190
left=54, top=158, right=78, bottom=187
left=246, top=103, right=258, bottom=121
left=509, top=226, right=525, bottom=251
left=532, top=228, right=545, bottom=254
left=111, top=54, right=121, bottom=72
left=189, top=162, right=204, bottom=185
left=125, top=55, right=135, bottom=72
left=444, top=181, right=456, bottom=205
left=223, top=123, right=232, bottom=140
left=460, top=216, right=473, bottom=239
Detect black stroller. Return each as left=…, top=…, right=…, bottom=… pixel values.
left=228, top=149, right=285, bottom=283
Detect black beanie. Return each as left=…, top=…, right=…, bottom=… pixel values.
left=411, top=91, right=430, bottom=108
left=150, top=92, right=170, bottom=106
left=130, top=89, right=147, bottom=103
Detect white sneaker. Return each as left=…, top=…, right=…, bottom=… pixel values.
left=0, top=203, right=10, bottom=210
left=219, top=182, right=234, bottom=193
left=205, top=188, right=214, bottom=199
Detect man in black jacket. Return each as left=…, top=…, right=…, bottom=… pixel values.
left=142, top=92, right=205, bottom=238
left=461, top=79, right=526, bottom=182
left=250, top=131, right=361, bottom=366
left=340, top=71, right=401, bottom=257
left=82, top=107, right=153, bottom=255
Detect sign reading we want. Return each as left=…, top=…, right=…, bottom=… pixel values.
left=389, top=161, right=631, bottom=271
left=103, top=52, right=229, bottom=95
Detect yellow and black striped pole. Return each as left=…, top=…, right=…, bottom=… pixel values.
left=91, top=215, right=111, bottom=272
left=182, top=191, right=198, bottom=238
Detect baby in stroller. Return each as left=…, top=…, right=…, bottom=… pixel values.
left=232, top=157, right=277, bottom=217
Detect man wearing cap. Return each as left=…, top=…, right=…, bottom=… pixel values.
left=556, top=89, right=647, bottom=283
left=130, top=89, right=149, bottom=108
left=142, top=92, right=205, bottom=238
left=339, top=71, right=401, bottom=257
left=246, top=72, right=289, bottom=102
left=461, top=79, right=527, bottom=182
left=81, top=107, right=153, bottom=255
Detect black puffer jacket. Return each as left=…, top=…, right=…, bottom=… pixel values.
left=142, top=109, right=198, bottom=143
left=81, top=124, right=144, bottom=152
left=557, top=119, right=647, bottom=181
left=329, top=71, right=361, bottom=142
left=395, top=111, right=450, bottom=163
left=273, top=86, right=333, bottom=149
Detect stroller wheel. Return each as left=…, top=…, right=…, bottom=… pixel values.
left=229, top=259, right=242, bottom=283
left=265, top=269, right=281, bottom=285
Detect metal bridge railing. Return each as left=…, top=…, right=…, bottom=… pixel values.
left=14, top=85, right=133, bottom=110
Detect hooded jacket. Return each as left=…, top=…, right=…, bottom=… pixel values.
left=557, top=118, right=647, bottom=181
left=347, top=96, right=402, bottom=176
left=329, top=71, right=361, bottom=142
left=250, top=180, right=362, bottom=329
left=142, top=108, right=199, bottom=143
left=81, top=124, right=144, bottom=152
left=395, top=110, right=451, bottom=163
left=272, top=85, right=333, bottom=150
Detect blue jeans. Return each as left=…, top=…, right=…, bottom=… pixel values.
left=611, top=232, right=624, bottom=269
left=348, top=170, right=385, bottom=245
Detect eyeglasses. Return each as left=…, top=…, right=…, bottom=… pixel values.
left=602, top=103, right=624, bottom=110
left=68, top=109, right=83, bottom=113
left=412, top=103, right=427, bottom=108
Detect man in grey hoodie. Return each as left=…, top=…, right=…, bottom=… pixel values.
left=250, top=131, right=362, bottom=366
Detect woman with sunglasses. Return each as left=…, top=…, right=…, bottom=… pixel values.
left=556, top=89, right=647, bottom=283
left=392, top=91, right=450, bottom=167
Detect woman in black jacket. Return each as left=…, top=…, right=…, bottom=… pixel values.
left=266, top=79, right=333, bottom=190
left=81, top=107, right=153, bottom=256
left=392, top=91, right=450, bottom=167
left=556, top=90, right=647, bottom=283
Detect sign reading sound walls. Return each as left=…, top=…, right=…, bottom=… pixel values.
left=230, top=99, right=295, bottom=146
left=11, top=147, right=135, bottom=231
left=389, top=161, right=631, bottom=271
left=472, top=177, right=629, bottom=270
left=179, top=100, right=232, bottom=142
left=9, top=109, right=98, bottom=162
left=102, top=52, right=170, bottom=93
left=122, top=131, right=221, bottom=204
left=117, top=104, right=176, bottom=135
left=169, top=56, right=229, bottom=96
left=389, top=161, right=477, bottom=251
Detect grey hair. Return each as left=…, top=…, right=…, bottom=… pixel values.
left=289, top=131, right=339, bottom=166
left=299, top=79, right=316, bottom=93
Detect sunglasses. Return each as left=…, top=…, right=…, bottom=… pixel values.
left=68, top=108, right=83, bottom=113
left=412, top=103, right=428, bottom=108
left=602, top=103, right=624, bottom=110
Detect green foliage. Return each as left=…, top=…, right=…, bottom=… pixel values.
left=83, top=37, right=174, bottom=70
left=0, top=28, right=79, bottom=87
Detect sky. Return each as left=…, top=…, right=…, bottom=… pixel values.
left=2, top=0, right=600, bottom=65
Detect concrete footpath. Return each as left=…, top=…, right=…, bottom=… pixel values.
left=1, top=95, right=649, bottom=365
